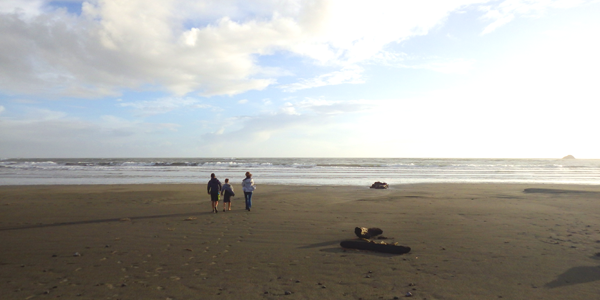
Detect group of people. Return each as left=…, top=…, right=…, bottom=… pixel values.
left=207, top=172, right=256, bottom=213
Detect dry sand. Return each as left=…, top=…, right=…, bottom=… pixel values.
left=1, top=183, right=600, bottom=300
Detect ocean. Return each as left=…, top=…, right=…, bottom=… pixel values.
left=1, top=157, right=599, bottom=186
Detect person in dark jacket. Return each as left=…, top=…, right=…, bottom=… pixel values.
left=207, top=173, right=222, bottom=213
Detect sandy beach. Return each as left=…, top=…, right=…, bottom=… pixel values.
left=1, top=183, right=600, bottom=300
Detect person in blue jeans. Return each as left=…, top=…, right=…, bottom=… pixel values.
left=241, top=172, right=256, bottom=211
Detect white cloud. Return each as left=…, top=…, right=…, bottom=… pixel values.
left=370, top=51, right=475, bottom=74
left=0, top=0, right=44, bottom=16
left=299, top=99, right=370, bottom=115
left=479, top=0, right=592, bottom=34
left=238, top=99, right=248, bottom=104
left=19, top=108, right=68, bottom=121
left=10, top=99, right=39, bottom=104
left=119, top=97, right=211, bottom=116
left=191, top=98, right=374, bottom=156
left=281, top=65, right=365, bottom=92
left=0, top=98, right=370, bottom=157
left=0, top=106, right=4, bottom=114
left=481, top=13, right=515, bottom=35
left=0, top=0, right=493, bottom=98
left=410, top=58, right=475, bottom=74
left=279, top=103, right=299, bottom=115
left=0, top=109, right=182, bottom=157
left=0, top=0, right=595, bottom=100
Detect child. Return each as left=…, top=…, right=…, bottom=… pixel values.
left=221, top=178, right=235, bottom=211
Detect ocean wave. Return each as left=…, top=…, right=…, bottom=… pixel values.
left=1, top=158, right=600, bottom=172
left=2, top=157, right=600, bottom=186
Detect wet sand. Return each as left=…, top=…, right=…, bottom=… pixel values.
left=1, top=183, right=600, bottom=299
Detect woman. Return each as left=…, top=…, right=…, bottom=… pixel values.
left=241, top=172, right=256, bottom=211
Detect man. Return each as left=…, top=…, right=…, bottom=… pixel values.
left=207, top=173, right=222, bottom=213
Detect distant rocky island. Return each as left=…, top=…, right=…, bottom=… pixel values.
left=562, top=155, right=575, bottom=159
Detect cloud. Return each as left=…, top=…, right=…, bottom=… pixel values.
left=280, top=65, right=365, bottom=92
left=0, top=1, right=280, bottom=98
left=411, top=58, right=475, bottom=74
left=0, top=0, right=497, bottom=99
left=299, top=99, right=371, bottom=115
left=0, top=109, right=182, bottom=157
left=480, top=10, right=515, bottom=35
left=0, top=0, right=44, bottom=16
left=119, top=97, right=211, bottom=116
left=370, top=51, right=475, bottom=74
left=0, top=105, right=4, bottom=114
left=11, top=99, right=40, bottom=104
left=194, top=98, right=372, bottom=156
left=199, top=110, right=328, bottom=154
left=0, top=99, right=369, bottom=157
left=1, top=0, right=595, bottom=100
left=479, top=0, right=593, bottom=34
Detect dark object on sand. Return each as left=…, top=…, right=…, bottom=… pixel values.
left=340, top=239, right=411, bottom=254
left=370, top=181, right=388, bottom=189
left=355, top=227, right=383, bottom=239
left=523, top=188, right=600, bottom=195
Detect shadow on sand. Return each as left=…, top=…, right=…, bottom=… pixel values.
left=545, top=265, right=600, bottom=288
left=546, top=255, right=600, bottom=288
left=523, top=188, right=600, bottom=195
left=298, top=240, right=341, bottom=249
left=0, top=211, right=216, bottom=231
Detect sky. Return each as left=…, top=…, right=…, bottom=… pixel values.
left=1, top=0, right=599, bottom=159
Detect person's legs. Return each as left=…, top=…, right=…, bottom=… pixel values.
left=244, top=192, right=250, bottom=210
left=211, top=193, right=219, bottom=213
left=247, top=192, right=252, bottom=211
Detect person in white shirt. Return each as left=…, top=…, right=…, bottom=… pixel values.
left=241, top=172, right=256, bottom=211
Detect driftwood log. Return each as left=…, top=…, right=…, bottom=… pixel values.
left=342, top=227, right=411, bottom=254
left=370, top=182, right=388, bottom=189
left=340, top=240, right=411, bottom=254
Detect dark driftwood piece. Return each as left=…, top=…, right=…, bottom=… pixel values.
left=340, top=240, right=411, bottom=254
left=355, top=227, right=383, bottom=239
left=370, top=181, right=388, bottom=189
